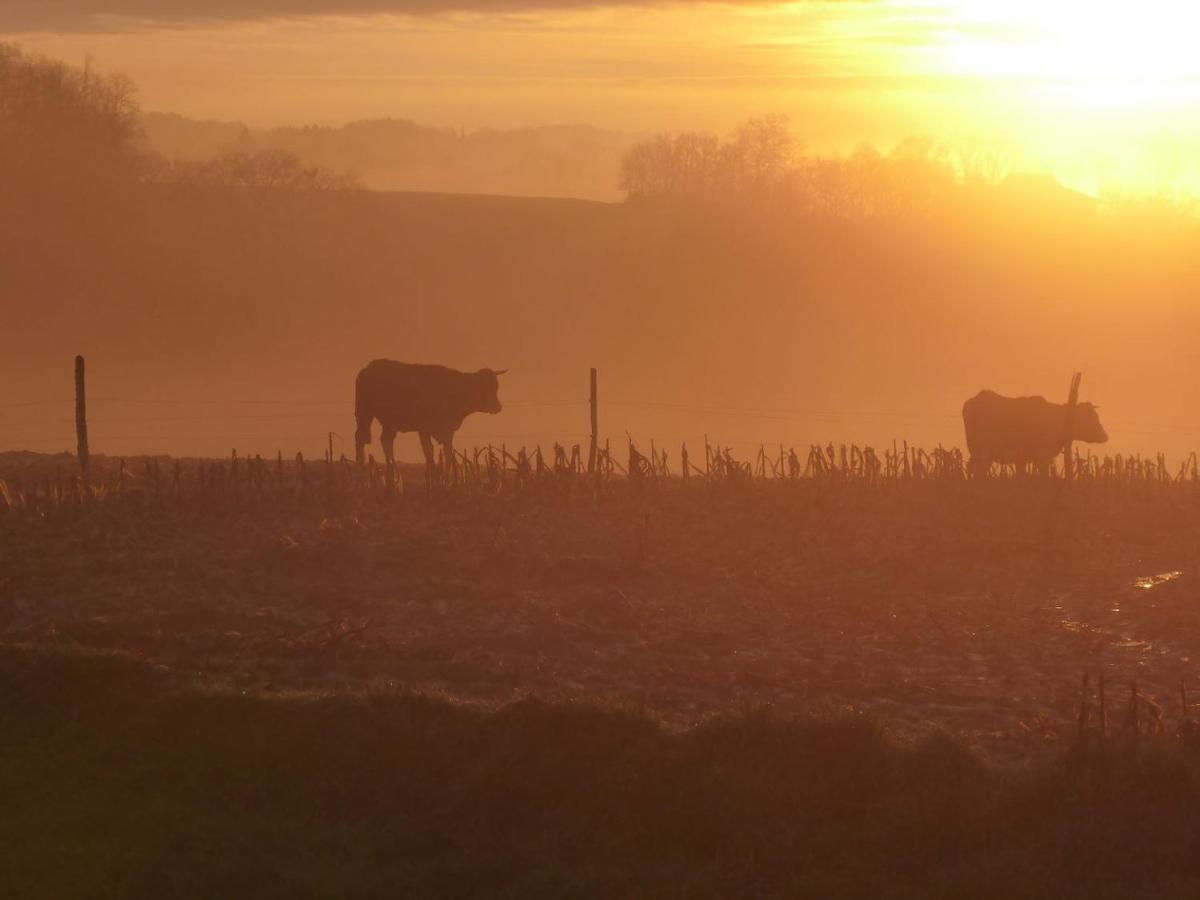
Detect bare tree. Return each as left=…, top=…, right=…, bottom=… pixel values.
left=0, top=43, right=144, bottom=193
left=164, top=148, right=359, bottom=191
left=618, top=117, right=796, bottom=206
left=953, top=136, right=1018, bottom=187
left=720, top=114, right=797, bottom=200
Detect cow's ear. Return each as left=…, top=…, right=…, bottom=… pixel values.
left=491, top=369, right=509, bottom=376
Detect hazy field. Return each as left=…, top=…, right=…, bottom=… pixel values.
left=5, top=454, right=1200, bottom=896
left=5, top=450, right=1199, bottom=765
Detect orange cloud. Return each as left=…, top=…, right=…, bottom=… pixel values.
left=1, top=0, right=868, bottom=32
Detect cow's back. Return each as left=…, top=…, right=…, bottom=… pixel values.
left=356, top=359, right=470, bottom=433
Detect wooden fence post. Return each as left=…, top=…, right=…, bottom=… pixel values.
left=74, top=355, right=89, bottom=493
left=1064, top=372, right=1082, bottom=480
left=588, top=368, right=598, bottom=475
left=325, top=443, right=334, bottom=504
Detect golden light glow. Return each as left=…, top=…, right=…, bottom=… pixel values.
left=937, top=2, right=1200, bottom=82
left=10, top=1, right=1200, bottom=198
left=896, top=1, right=1200, bottom=196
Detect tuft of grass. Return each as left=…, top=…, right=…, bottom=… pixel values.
left=4, top=645, right=1200, bottom=898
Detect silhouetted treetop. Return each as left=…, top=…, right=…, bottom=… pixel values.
left=0, top=43, right=143, bottom=193
left=154, top=148, right=360, bottom=191
left=619, top=122, right=1200, bottom=228
left=619, top=118, right=1023, bottom=221
left=1, top=43, right=356, bottom=201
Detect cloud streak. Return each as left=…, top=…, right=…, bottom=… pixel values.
left=1, top=0, right=858, bottom=33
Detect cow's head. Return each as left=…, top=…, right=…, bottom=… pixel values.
left=1072, top=402, right=1109, bottom=444
left=474, top=368, right=506, bottom=414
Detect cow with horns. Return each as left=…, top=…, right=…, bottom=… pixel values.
left=962, top=389, right=1109, bottom=477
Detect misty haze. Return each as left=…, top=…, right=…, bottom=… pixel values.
left=5, top=6, right=1200, bottom=898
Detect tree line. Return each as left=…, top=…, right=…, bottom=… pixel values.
left=619, top=117, right=1200, bottom=227
left=4, top=43, right=1191, bottom=228
left=618, top=115, right=1028, bottom=220
left=0, top=43, right=356, bottom=204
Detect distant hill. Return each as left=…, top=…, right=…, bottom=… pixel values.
left=141, top=113, right=637, bottom=202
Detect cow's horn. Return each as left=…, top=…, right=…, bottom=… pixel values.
left=493, top=368, right=509, bottom=376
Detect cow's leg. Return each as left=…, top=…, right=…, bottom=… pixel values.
left=437, top=432, right=456, bottom=481
left=355, top=412, right=373, bottom=466
left=419, top=432, right=437, bottom=492
left=967, top=454, right=987, bottom=479
left=381, top=426, right=398, bottom=466
left=418, top=432, right=437, bottom=467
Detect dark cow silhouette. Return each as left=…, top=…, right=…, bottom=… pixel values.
left=963, top=390, right=1108, bottom=477
left=355, top=360, right=506, bottom=467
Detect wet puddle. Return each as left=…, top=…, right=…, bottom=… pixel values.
left=1057, top=570, right=1187, bottom=652
left=1060, top=616, right=1153, bottom=653
left=1110, top=637, right=1153, bottom=651
left=1134, top=571, right=1185, bottom=591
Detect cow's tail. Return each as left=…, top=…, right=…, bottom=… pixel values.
left=354, top=369, right=372, bottom=465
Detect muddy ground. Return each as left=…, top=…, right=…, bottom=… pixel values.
left=3, top=475, right=1198, bottom=764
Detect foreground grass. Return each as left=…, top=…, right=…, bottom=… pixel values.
left=2, top=645, right=1200, bottom=899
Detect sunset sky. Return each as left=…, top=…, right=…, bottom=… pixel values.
left=6, top=1, right=1200, bottom=195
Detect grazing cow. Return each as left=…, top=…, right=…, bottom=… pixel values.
left=354, top=360, right=506, bottom=467
left=962, top=389, right=1108, bottom=477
